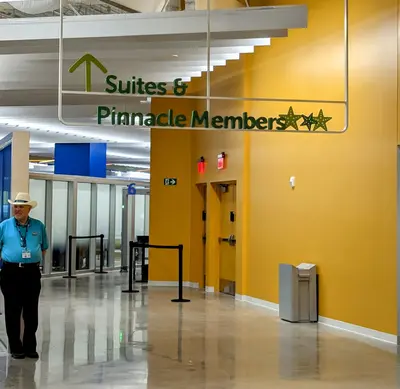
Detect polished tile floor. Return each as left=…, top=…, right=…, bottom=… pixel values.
left=0, top=273, right=399, bottom=388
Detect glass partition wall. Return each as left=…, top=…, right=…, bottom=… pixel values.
left=28, top=174, right=149, bottom=277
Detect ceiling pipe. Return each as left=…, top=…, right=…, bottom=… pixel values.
left=99, top=0, right=139, bottom=13
left=165, top=0, right=180, bottom=11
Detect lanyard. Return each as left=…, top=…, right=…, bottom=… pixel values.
left=15, top=218, right=29, bottom=248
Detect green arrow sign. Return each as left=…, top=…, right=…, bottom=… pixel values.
left=164, top=178, right=177, bottom=186
left=69, top=53, right=108, bottom=92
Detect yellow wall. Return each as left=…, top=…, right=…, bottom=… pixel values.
left=149, top=99, right=194, bottom=283
left=150, top=0, right=398, bottom=334
left=242, top=0, right=397, bottom=334
left=195, top=0, right=244, bottom=9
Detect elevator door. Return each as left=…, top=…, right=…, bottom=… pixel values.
left=219, top=183, right=236, bottom=296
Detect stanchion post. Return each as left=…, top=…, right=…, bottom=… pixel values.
left=136, top=243, right=147, bottom=283
left=95, top=234, right=108, bottom=274
left=133, top=248, right=136, bottom=282
left=141, top=245, right=146, bottom=281
left=63, top=235, right=76, bottom=279
left=122, top=241, right=139, bottom=294
left=171, top=244, right=190, bottom=303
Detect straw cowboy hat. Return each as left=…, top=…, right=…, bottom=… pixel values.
left=8, top=193, right=37, bottom=209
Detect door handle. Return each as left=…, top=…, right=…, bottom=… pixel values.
left=219, top=234, right=236, bottom=246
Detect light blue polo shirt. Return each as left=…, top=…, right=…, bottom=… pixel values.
left=0, top=217, right=49, bottom=264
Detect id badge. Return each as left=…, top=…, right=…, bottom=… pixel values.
left=22, top=249, right=31, bottom=259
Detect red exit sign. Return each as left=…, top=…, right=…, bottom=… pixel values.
left=217, top=152, right=226, bottom=170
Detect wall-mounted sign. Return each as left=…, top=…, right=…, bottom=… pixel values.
left=164, top=178, right=177, bottom=186
left=217, top=153, right=226, bottom=170
left=127, top=183, right=136, bottom=195
left=70, top=54, right=333, bottom=132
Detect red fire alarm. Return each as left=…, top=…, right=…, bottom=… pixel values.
left=197, top=156, right=206, bottom=174
left=217, top=152, right=226, bottom=170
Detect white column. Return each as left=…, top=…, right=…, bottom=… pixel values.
left=11, top=131, right=30, bottom=199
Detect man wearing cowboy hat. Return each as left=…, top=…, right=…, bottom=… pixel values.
left=0, top=192, right=48, bottom=360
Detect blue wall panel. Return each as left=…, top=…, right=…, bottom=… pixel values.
left=54, top=143, right=107, bottom=178
left=89, top=143, right=107, bottom=178
left=0, top=144, right=11, bottom=222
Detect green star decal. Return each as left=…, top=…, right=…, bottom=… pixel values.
left=313, top=109, right=332, bottom=131
left=279, top=106, right=302, bottom=130
left=300, top=113, right=317, bottom=131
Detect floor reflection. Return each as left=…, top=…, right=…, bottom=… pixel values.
left=0, top=273, right=398, bottom=388
left=279, top=321, right=321, bottom=381
left=3, top=359, right=37, bottom=389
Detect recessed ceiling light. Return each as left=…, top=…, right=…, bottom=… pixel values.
left=172, top=54, right=179, bottom=58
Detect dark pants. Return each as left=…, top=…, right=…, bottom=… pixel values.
left=0, top=262, right=41, bottom=354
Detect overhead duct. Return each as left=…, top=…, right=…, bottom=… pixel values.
left=8, top=0, right=60, bottom=14
left=7, top=0, right=143, bottom=15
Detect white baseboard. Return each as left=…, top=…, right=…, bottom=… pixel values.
left=148, top=281, right=178, bottom=287
left=205, top=286, right=215, bottom=293
left=236, top=294, right=396, bottom=345
left=148, top=281, right=199, bottom=288
left=236, top=294, right=279, bottom=312
left=318, top=316, right=397, bottom=344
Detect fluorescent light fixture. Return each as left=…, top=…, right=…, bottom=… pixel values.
left=107, top=151, right=150, bottom=160
left=30, top=142, right=55, bottom=148
left=111, top=163, right=150, bottom=168
left=127, top=171, right=150, bottom=180
left=110, top=170, right=150, bottom=180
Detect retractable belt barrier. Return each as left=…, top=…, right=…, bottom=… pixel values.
left=63, top=234, right=106, bottom=279
left=123, top=241, right=191, bottom=303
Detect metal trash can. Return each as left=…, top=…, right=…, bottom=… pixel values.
left=279, top=263, right=317, bottom=323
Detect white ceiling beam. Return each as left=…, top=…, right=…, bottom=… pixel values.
left=0, top=36, right=279, bottom=55
left=0, top=6, right=307, bottom=41
left=0, top=44, right=262, bottom=60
